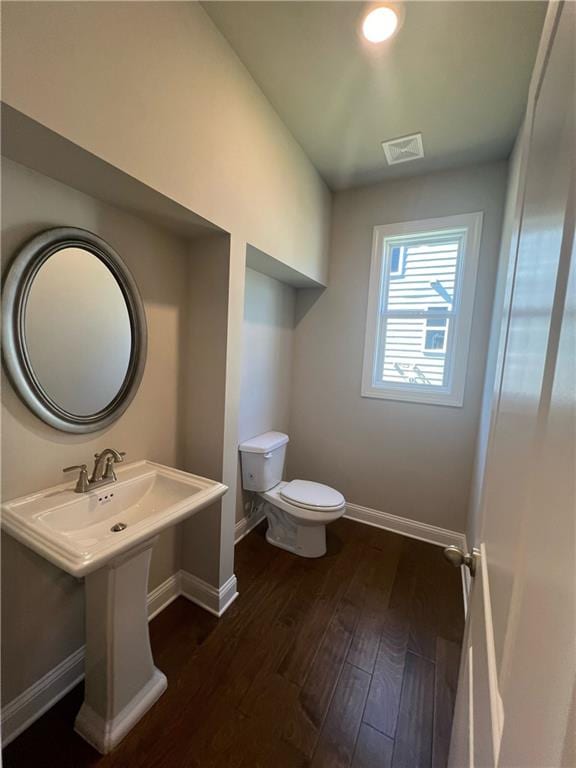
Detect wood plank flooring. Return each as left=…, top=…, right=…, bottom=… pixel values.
left=3, top=518, right=464, bottom=768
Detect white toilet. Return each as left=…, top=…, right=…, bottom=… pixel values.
left=239, top=431, right=346, bottom=558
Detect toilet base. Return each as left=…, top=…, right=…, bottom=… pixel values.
left=264, top=505, right=327, bottom=558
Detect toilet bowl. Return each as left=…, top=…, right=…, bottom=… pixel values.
left=239, top=432, right=345, bottom=558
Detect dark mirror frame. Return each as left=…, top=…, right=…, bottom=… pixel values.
left=2, top=227, right=148, bottom=433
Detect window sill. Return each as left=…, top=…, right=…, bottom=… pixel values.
left=361, top=384, right=464, bottom=408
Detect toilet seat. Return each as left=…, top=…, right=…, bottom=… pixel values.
left=279, top=480, right=345, bottom=511
left=261, top=482, right=345, bottom=524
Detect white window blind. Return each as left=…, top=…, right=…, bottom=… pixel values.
left=362, top=213, right=483, bottom=406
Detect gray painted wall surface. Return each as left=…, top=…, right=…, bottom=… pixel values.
left=180, top=234, right=230, bottom=584
left=236, top=269, right=295, bottom=521
left=288, top=162, right=508, bottom=533
left=1, top=1, right=330, bottom=284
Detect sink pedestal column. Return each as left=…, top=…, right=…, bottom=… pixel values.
left=74, top=538, right=167, bottom=754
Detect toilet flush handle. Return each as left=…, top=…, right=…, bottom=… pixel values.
left=263, top=452, right=273, bottom=459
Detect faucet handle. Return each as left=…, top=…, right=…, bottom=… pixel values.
left=63, top=464, right=88, bottom=473
left=103, top=456, right=118, bottom=481
left=102, top=452, right=126, bottom=481
left=63, top=464, right=90, bottom=493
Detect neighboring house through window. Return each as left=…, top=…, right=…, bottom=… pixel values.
left=361, top=212, right=483, bottom=406
left=423, top=307, right=449, bottom=353
left=389, top=245, right=405, bottom=277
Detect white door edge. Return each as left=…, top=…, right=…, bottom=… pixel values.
left=479, top=543, right=505, bottom=763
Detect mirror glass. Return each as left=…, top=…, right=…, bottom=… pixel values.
left=24, top=247, right=132, bottom=416
left=2, top=227, right=147, bottom=433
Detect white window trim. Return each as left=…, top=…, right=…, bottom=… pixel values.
left=361, top=212, right=483, bottom=407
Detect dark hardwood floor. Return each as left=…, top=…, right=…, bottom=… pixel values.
left=3, top=519, right=464, bottom=768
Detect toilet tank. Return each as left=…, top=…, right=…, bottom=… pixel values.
left=239, top=431, right=289, bottom=492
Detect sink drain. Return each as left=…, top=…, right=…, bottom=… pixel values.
left=110, top=522, right=127, bottom=532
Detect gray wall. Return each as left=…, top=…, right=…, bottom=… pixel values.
left=0, top=159, right=193, bottom=704
left=1, top=1, right=330, bottom=284
left=180, top=234, right=230, bottom=583
left=236, top=268, right=295, bottom=522
left=289, top=161, right=508, bottom=533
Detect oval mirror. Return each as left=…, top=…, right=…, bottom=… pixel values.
left=2, top=227, right=147, bottom=433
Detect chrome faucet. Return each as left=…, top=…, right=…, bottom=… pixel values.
left=64, top=448, right=126, bottom=493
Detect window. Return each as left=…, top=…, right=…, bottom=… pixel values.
left=361, top=212, right=483, bottom=406
left=389, top=245, right=405, bottom=277
left=423, top=308, right=448, bottom=353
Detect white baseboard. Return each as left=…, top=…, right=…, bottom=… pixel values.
left=344, top=502, right=466, bottom=549
left=1, top=645, right=86, bottom=750
left=234, top=510, right=266, bottom=544
left=236, top=501, right=466, bottom=552
left=147, top=572, right=181, bottom=621
left=1, top=568, right=236, bottom=748
left=180, top=571, right=238, bottom=617
left=235, top=501, right=466, bottom=552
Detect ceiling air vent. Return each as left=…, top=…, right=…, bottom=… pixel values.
left=381, top=133, right=424, bottom=165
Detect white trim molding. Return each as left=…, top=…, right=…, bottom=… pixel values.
left=180, top=571, right=238, bottom=617
left=361, top=212, right=483, bottom=407
left=1, top=568, right=237, bottom=748
left=146, top=572, right=181, bottom=621
left=1, top=645, right=86, bottom=749
left=234, top=510, right=266, bottom=544
left=344, top=502, right=466, bottom=549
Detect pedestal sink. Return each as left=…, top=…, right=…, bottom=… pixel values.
left=1, top=460, right=227, bottom=753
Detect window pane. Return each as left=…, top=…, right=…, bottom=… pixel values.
left=363, top=215, right=481, bottom=405
left=377, top=233, right=463, bottom=390
left=424, top=328, right=446, bottom=351
left=385, top=238, right=460, bottom=312
left=380, top=317, right=449, bottom=387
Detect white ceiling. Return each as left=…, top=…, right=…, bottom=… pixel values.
left=203, top=1, right=546, bottom=190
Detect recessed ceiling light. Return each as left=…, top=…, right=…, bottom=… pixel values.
left=362, top=6, right=399, bottom=43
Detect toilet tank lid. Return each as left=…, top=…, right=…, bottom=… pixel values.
left=239, top=431, right=289, bottom=454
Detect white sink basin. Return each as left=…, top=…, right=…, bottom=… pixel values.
left=2, top=459, right=228, bottom=754
left=2, top=460, right=227, bottom=577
